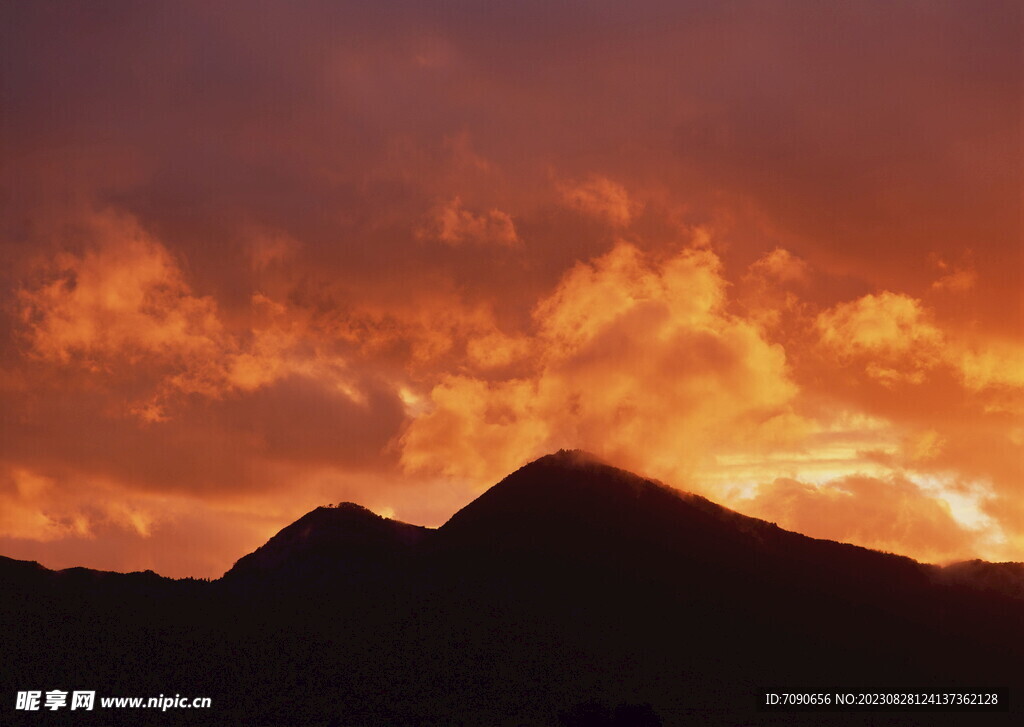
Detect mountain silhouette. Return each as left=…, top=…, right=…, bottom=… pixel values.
left=1, top=451, right=1020, bottom=726
left=223, top=502, right=429, bottom=591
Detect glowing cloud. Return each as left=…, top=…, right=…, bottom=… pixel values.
left=740, top=474, right=987, bottom=564
left=423, top=196, right=520, bottom=247
left=402, top=237, right=800, bottom=485
left=560, top=176, right=638, bottom=227
left=18, top=211, right=224, bottom=366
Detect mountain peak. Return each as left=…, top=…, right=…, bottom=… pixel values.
left=436, top=450, right=722, bottom=555
left=223, top=502, right=429, bottom=584
left=538, top=448, right=608, bottom=466
left=462, top=447, right=691, bottom=502
left=295, top=502, right=382, bottom=529
left=324, top=501, right=393, bottom=518
left=435, top=451, right=928, bottom=595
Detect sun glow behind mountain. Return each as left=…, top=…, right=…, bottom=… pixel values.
left=0, top=1, right=1020, bottom=577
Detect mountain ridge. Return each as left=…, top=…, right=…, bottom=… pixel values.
left=3, top=450, right=1021, bottom=597
left=2, top=451, right=1022, bottom=725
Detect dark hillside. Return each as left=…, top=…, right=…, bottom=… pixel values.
left=2, top=452, right=1020, bottom=725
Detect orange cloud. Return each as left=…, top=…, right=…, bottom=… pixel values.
left=739, top=248, right=810, bottom=330
left=14, top=212, right=379, bottom=420
left=816, top=291, right=943, bottom=361
left=0, top=463, right=187, bottom=546
left=959, top=340, right=1024, bottom=394
left=747, top=247, right=809, bottom=285
left=422, top=196, right=520, bottom=247
left=18, top=211, right=224, bottom=365
left=560, top=176, right=638, bottom=227
left=931, top=257, right=977, bottom=293
left=401, top=236, right=801, bottom=485
left=739, top=473, right=987, bottom=564
left=0, top=459, right=290, bottom=577
left=816, top=291, right=1024, bottom=396
left=465, top=331, right=532, bottom=370
left=0, top=469, right=88, bottom=541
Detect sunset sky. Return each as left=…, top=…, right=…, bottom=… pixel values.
left=1, top=1, right=1020, bottom=578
